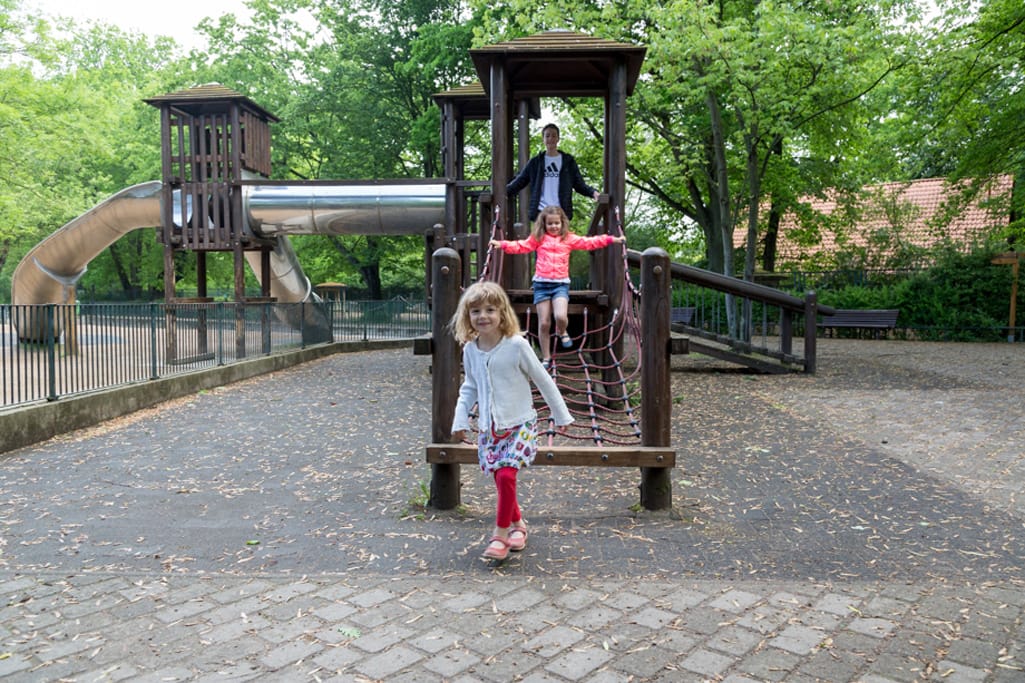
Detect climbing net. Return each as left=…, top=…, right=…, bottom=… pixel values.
left=469, top=207, right=646, bottom=448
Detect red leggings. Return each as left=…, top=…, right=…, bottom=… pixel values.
left=494, top=467, right=522, bottom=528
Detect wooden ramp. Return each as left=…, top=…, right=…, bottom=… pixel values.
left=673, top=333, right=803, bottom=374
left=671, top=325, right=807, bottom=374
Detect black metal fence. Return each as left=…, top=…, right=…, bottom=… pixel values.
left=0, top=299, right=429, bottom=410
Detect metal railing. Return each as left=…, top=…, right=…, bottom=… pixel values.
left=0, top=299, right=429, bottom=410
left=331, top=298, right=430, bottom=342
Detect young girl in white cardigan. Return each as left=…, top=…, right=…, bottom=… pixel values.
left=449, top=281, right=574, bottom=560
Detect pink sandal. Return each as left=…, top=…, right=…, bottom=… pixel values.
left=508, top=527, right=528, bottom=552
left=483, top=536, right=511, bottom=560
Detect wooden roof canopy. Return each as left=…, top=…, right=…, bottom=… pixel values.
left=433, top=82, right=541, bottom=120
left=144, top=83, right=280, bottom=121
left=431, top=82, right=491, bottom=119
left=470, top=30, right=647, bottom=98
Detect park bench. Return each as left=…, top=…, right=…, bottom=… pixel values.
left=670, top=306, right=695, bottom=327
left=817, top=309, right=899, bottom=339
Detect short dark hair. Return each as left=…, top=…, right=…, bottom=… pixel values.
left=542, top=123, right=560, bottom=136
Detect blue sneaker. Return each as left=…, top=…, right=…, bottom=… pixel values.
left=560, top=334, right=573, bottom=348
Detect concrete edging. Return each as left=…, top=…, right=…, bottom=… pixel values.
left=0, top=339, right=412, bottom=455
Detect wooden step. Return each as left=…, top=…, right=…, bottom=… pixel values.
left=426, top=443, right=675, bottom=467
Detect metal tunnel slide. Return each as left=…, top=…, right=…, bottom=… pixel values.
left=11, top=180, right=447, bottom=339
left=12, top=180, right=448, bottom=306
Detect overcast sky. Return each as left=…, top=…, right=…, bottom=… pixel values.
left=31, top=0, right=253, bottom=51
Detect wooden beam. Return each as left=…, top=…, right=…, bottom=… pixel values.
left=426, top=443, right=675, bottom=468
left=506, top=289, right=609, bottom=307
left=991, top=252, right=1025, bottom=265
left=512, top=303, right=595, bottom=317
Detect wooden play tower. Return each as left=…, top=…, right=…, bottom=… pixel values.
left=144, top=84, right=281, bottom=361
left=424, top=32, right=678, bottom=511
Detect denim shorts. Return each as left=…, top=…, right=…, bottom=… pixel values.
left=533, top=280, right=570, bottom=304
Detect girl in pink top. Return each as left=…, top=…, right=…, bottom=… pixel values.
left=491, top=205, right=625, bottom=365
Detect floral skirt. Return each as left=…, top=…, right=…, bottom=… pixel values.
left=478, top=419, right=537, bottom=475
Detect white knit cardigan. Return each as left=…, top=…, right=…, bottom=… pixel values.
left=452, top=334, right=573, bottom=434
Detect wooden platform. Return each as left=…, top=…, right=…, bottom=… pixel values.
left=426, top=443, right=675, bottom=467
left=506, top=289, right=610, bottom=316
left=505, top=289, right=610, bottom=306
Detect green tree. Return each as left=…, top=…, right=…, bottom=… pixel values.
left=471, top=0, right=920, bottom=285
left=898, top=0, right=1024, bottom=244
left=1, top=2, right=184, bottom=300
left=190, top=0, right=479, bottom=298
left=0, top=3, right=72, bottom=294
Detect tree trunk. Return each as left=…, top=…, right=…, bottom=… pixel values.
left=762, top=204, right=780, bottom=272
left=360, top=264, right=382, bottom=300
left=108, top=242, right=133, bottom=293
left=741, top=130, right=761, bottom=342
left=706, top=91, right=737, bottom=337
left=744, top=134, right=760, bottom=285
left=761, top=138, right=784, bottom=273
left=327, top=235, right=385, bottom=298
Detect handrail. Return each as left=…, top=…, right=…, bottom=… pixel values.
left=586, top=194, right=611, bottom=235
left=625, top=249, right=836, bottom=316
left=624, top=248, right=827, bottom=373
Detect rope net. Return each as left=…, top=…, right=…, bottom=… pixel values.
left=464, top=207, right=646, bottom=449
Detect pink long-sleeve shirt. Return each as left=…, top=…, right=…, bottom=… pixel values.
left=495, top=233, right=617, bottom=282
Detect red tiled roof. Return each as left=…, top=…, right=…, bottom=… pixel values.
left=736, top=175, right=1014, bottom=266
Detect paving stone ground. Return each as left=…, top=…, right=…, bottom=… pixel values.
left=1, top=339, right=1023, bottom=682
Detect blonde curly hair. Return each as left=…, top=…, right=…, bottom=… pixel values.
left=448, top=281, right=521, bottom=344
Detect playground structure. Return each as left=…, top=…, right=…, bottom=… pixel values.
left=419, top=33, right=686, bottom=511
left=11, top=84, right=448, bottom=355
left=422, top=33, right=828, bottom=511
left=9, top=31, right=829, bottom=512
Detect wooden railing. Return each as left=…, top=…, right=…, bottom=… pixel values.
left=625, top=250, right=835, bottom=373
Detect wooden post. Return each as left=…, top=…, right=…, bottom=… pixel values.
left=62, top=285, right=78, bottom=356
left=163, top=244, right=178, bottom=364
left=196, top=252, right=209, bottom=356
left=233, top=241, right=246, bottom=360
left=605, top=58, right=627, bottom=306
left=512, top=99, right=532, bottom=291
left=424, top=224, right=446, bottom=304
left=490, top=62, right=515, bottom=290
left=478, top=193, right=493, bottom=282
left=1011, top=259, right=1020, bottom=341
left=597, top=59, right=630, bottom=400
left=991, top=252, right=1022, bottom=342
left=804, top=291, right=818, bottom=374
left=440, top=100, right=461, bottom=235
left=780, top=309, right=793, bottom=356
left=516, top=99, right=531, bottom=230
left=640, top=247, right=672, bottom=510
left=430, top=248, right=463, bottom=509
